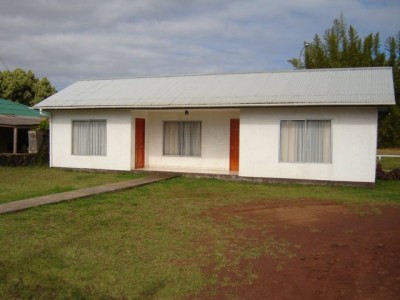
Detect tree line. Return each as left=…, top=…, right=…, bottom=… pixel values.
left=0, top=68, right=56, bottom=106
left=288, top=15, right=400, bottom=148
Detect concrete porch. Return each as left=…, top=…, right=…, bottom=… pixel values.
left=136, top=166, right=239, bottom=176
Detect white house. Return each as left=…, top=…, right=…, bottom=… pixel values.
left=35, top=67, right=395, bottom=185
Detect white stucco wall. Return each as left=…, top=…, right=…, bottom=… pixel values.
left=239, top=107, right=378, bottom=183
left=50, top=110, right=132, bottom=171
left=131, top=109, right=239, bottom=172
left=50, top=106, right=378, bottom=183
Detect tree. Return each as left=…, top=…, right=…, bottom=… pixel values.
left=288, top=15, right=400, bottom=148
left=379, top=32, right=400, bottom=147
left=0, top=68, right=56, bottom=106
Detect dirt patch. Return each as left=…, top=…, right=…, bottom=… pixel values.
left=192, top=201, right=400, bottom=299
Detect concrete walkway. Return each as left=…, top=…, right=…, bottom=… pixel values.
left=0, top=173, right=176, bottom=214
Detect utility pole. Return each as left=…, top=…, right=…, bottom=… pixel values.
left=298, top=42, right=310, bottom=69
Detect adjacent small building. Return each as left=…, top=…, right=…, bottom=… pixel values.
left=0, top=98, right=47, bottom=154
left=35, top=67, right=396, bottom=185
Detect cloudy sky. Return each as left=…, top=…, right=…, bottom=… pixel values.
left=0, top=0, right=399, bottom=90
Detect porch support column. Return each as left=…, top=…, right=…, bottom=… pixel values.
left=13, top=127, right=18, bottom=154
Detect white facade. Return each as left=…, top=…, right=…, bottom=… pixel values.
left=50, top=109, right=239, bottom=173
left=49, top=106, right=378, bottom=184
left=39, top=68, right=395, bottom=185
left=50, top=110, right=133, bottom=171
left=240, top=107, right=378, bottom=183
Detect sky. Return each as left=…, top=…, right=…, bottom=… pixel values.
left=0, top=0, right=399, bottom=90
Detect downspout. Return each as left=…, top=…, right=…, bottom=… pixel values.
left=49, top=115, right=53, bottom=167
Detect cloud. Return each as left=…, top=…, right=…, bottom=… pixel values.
left=0, top=0, right=399, bottom=90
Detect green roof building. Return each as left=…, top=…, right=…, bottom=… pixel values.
left=0, top=98, right=48, bottom=154
left=0, top=98, right=48, bottom=118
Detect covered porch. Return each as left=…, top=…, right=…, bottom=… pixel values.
left=131, top=108, right=240, bottom=175
left=0, top=115, right=43, bottom=154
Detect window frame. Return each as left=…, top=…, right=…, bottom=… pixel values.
left=279, top=119, right=332, bottom=164
left=71, top=119, right=107, bottom=156
left=162, top=120, right=202, bottom=157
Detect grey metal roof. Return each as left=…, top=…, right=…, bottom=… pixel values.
left=35, top=67, right=396, bottom=109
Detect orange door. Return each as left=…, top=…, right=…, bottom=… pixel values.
left=230, top=119, right=239, bottom=171
left=135, top=118, right=145, bottom=169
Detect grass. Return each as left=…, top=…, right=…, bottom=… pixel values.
left=377, top=148, right=400, bottom=170
left=0, top=173, right=399, bottom=299
left=0, top=166, right=143, bottom=204
left=377, top=157, right=400, bottom=170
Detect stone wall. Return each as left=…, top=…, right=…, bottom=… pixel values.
left=0, top=153, right=38, bottom=166
left=0, top=131, right=49, bottom=166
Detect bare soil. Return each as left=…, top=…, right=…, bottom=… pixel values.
left=378, top=148, right=400, bottom=155
left=193, top=201, right=400, bottom=299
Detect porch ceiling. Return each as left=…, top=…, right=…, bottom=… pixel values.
left=0, top=114, right=44, bottom=127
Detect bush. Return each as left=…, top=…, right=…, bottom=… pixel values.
left=376, top=163, right=400, bottom=180
left=37, top=119, right=49, bottom=131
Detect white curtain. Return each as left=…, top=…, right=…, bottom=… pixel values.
left=190, top=122, right=201, bottom=156
left=280, top=120, right=305, bottom=162
left=306, top=120, right=331, bottom=163
left=163, top=121, right=180, bottom=155
left=164, top=121, right=201, bottom=156
left=280, top=120, right=331, bottom=163
left=72, top=120, right=107, bottom=156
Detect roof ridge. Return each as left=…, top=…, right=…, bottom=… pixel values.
left=75, top=67, right=392, bottom=82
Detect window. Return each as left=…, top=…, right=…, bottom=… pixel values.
left=163, top=121, right=201, bottom=156
left=72, top=120, right=107, bottom=156
left=280, top=120, right=331, bottom=163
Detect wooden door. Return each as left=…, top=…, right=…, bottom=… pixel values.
left=230, top=119, right=239, bottom=171
left=135, top=118, right=145, bottom=169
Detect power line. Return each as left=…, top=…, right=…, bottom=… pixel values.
left=0, top=55, right=10, bottom=71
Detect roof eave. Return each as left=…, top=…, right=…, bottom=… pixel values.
left=36, top=102, right=396, bottom=110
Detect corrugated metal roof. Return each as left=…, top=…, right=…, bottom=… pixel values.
left=0, top=98, right=48, bottom=117
left=35, top=68, right=396, bottom=109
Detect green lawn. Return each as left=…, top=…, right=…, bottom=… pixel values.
left=377, top=157, right=400, bottom=170
left=377, top=148, right=400, bottom=170
left=0, top=173, right=399, bottom=299
left=0, top=166, right=143, bottom=204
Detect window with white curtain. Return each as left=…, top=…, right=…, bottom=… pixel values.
left=163, top=121, right=201, bottom=156
left=280, top=120, right=331, bottom=163
left=72, top=120, right=107, bottom=156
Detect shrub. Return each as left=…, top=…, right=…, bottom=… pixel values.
left=376, top=163, right=400, bottom=180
